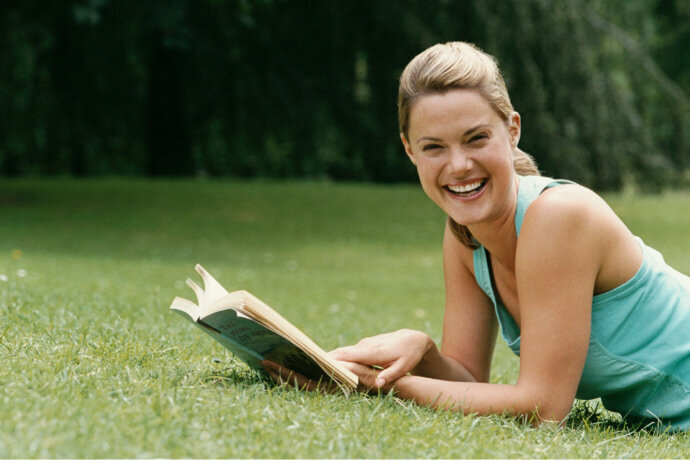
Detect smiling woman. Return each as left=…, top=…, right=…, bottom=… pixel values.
left=400, top=89, right=519, bottom=235
left=398, top=43, right=540, bottom=249
left=265, top=42, right=690, bottom=431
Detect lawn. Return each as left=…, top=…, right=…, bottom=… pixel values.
left=1, top=178, right=688, bottom=458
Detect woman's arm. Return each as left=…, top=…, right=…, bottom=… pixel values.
left=365, top=188, right=604, bottom=422
left=434, top=220, right=499, bottom=383
left=268, top=187, right=617, bottom=423
left=330, top=221, right=499, bottom=386
left=263, top=224, right=497, bottom=392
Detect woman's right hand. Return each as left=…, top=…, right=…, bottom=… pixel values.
left=330, top=329, right=434, bottom=389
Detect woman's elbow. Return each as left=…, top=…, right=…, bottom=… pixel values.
left=520, top=390, right=574, bottom=425
left=534, top=404, right=572, bottom=425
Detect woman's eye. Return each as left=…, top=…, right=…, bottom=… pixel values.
left=470, top=133, right=488, bottom=143
left=422, top=144, right=442, bottom=152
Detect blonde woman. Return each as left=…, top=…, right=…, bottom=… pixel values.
left=263, top=42, right=690, bottom=430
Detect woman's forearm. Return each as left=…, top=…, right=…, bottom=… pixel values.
left=412, top=337, right=480, bottom=383
left=392, top=375, right=564, bottom=422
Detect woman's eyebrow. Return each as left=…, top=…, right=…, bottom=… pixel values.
left=464, top=124, right=491, bottom=136
left=416, top=136, right=443, bottom=144
left=416, top=124, right=491, bottom=144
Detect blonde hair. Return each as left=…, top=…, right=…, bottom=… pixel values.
left=398, top=42, right=540, bottom=248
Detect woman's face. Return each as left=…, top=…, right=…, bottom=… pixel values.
left=401, top=88, right=520, bottom=228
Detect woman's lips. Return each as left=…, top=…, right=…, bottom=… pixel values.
left=444, top=179, right=488, bottom=198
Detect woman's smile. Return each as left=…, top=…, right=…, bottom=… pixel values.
left=444, top=178, right=488, bottom=199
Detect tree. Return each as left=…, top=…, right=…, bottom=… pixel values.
left=0, top=0, right=686, bottom=190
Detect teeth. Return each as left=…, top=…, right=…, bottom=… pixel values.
left=447, top=180, right=483, bottom=193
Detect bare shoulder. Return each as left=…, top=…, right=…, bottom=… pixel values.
left=530, top=183, right=610, bottom=222
left=518, top=184, right=611, bottom=286
left=521, top=184, right=633, bottom=249
left=519, top=183, right=641, bottom=294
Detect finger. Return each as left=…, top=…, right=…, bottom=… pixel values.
left=340, top=362, right=383, bottom=393
left=260, top=360, right=285, bottom=383
left=289, top=372, right=313, bottom=390
left=260, top=360, right=279, bottom=371
left=330, top=346, right=396, bottom=366
left=375, top=359, right=411, bottom=388
left=262, top=364, right=282, bottom=384
left=340, top=361, right=373, bottom=374
left=340, top=360, right=403, bottom=392
left=261, top=360, right=293, bottom=385
left=262, top=360, right=327, bottom=392
left=275, top=366, right=299, bottom=386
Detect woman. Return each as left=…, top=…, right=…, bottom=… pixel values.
left=263, top=42, right=690, bottom=430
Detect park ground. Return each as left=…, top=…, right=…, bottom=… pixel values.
left=1, top=178, right=689, bottom=458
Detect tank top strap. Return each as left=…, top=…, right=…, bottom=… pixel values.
left=515, top=176, right=574, bottom=237
left=473, top=245, right=522, bottom=351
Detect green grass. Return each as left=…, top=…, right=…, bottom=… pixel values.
left=1, top=178, right=688, bottom=458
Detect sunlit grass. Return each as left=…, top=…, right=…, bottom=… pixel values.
left=1, top=178, right=688, bottom=458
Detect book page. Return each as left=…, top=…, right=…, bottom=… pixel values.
left=194, top=264, right=230, bottom=308
left=170, top=297, right=200, bottom=320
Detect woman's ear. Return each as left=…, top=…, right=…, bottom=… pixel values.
left=400, top=133, right=417, bottom=165
left=508, top=112, right=521, bottom=148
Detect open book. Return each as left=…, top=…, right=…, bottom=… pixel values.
left=170, top=264, right=358, bottom=394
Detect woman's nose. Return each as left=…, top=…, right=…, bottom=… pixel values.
left=447, top=147, right=473, bottom=175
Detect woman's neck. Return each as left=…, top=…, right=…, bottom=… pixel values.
left=471, top=216, right=518, bottom=271
left=468, top=176, right=520, bottom=269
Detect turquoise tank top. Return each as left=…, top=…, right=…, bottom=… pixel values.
left=472, top=175, right=690, bottom=430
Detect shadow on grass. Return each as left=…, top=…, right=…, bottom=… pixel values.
left=566, top=400, right=684, bottom=436
left=201, top=364, right=270, bottom=390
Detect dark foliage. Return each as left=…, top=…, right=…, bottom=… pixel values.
left=0, top=0, right=688, bottom=189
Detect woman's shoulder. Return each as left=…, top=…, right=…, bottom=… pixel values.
left=519, top=180, right=622, bottom=257
left=519, top=178, right=644, bottom=298
left=527, top=181, right=613, bottom=225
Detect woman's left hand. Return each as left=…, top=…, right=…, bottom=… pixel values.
left=261, top=360, right=396, bottom=394
left=339, top=361, right=397, bottom=394
left=260, top=360, right=339, bottom=393
left=330, top=329, right=433, bottom=389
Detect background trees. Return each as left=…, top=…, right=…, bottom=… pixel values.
left=1, top=0, right=688, bottom=190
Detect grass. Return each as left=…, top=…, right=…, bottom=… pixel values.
left=1, top=178, right=688, bottom=458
